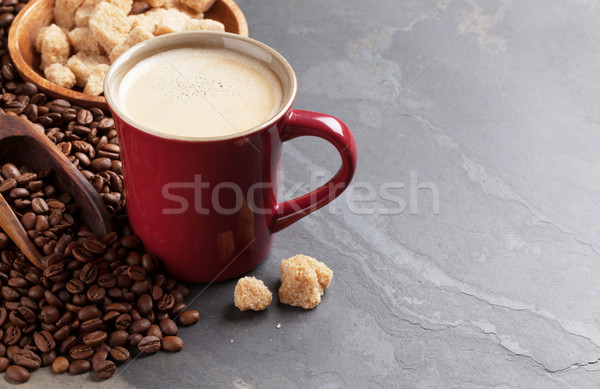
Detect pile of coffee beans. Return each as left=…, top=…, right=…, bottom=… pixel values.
left=0, top=0, right=203, bottom=383
left=0, top=163, right=201, bottom=383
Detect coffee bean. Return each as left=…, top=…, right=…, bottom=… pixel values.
left=137, top=293, right=153, bottom=315
left=4, top=324, right=21, bottom=345
left=14, top=348, right=41, bottom=369
left=83, top=237, right=106, bottom=254
left=159, top=318, right=178, bottom=336
left=76, top=109, right=93, bottom=125
left=93, top=359, right=116, bottom=379
left=162, top=336, right=184, bottom=352
left=0, top=177, right=16, bottom=193
left=147, top=324, right=163, bottom=340
left=33, top=330, right=55, bottom=353
left=17, top=306, right=35, bottom=324
left=44, top=290, right=64, bottom=308
left=90, top=157, right=111, bottom=173
left=40, top=350, right=57, bottom=366
left=127, top=265, right=146, bottom=281
left=66, top=278, right=84, bottom=294
left=130, top=279, right=150, bottom=295
left=98, top=273, right=116, bottom=288
left=80, top=263, right=98, bottom=283
left=79, top=317, right=103, bottom=333
left=0, top=356, right=9, bottom=372
left=53, top=323, right=70, bottom=341
left=131, top=318, right=151, bottom=334
left=72, top=246, right=93, bottom=263
left=9, top=187, right=29, bottom=199
left=1, top=163, right=19, bottom=179
left=52, top=355, right=69, bottom=373
left=178, top=310, right=201, bottom=326
left=138, top=336, right=161, bottom=354
left=69, top=344, right=94, bottom=360
left=108, top=330, right=128, bottom=347
left=9, top=311, right=26, bottom=327
left=77, top=304, right=101, bottom=322
left=68, top=359, right=91, bottom=374
left=109, top=345, right=130, bottom=362
left=86, top=284, right=105, bottom=302
left=157, top=293, right=175, bottom=312
left=91, top=350, right=107, bottom=369
left=124, top=330, right=139, bottom=345
left=6, top=345, right=20, bottom=360
left=82, top=330, right=107, bottom=347
left=6, top=364, right=29, bottom=383
left=2, top=285, right=19, bottom=300
left=0, top=307, right=7, bottom=326
left=120, top=234, right=141, bottom=249
left=31, top=197, right=49, bottom=214
left=40, top=305, right=60, bottom=324
left=114, top=313, right=131, bottom=331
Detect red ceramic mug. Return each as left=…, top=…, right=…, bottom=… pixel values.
left=104, top=32, right=357, bottom=282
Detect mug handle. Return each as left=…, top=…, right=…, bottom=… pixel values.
left=270, top=109, right=358, bottom=233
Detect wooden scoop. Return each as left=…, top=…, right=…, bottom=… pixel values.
left=0, top=112, right=111, bottom=268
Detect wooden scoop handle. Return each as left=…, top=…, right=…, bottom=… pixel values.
left=0, top=193, right=43, bottom=268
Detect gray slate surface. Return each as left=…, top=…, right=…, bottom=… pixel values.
left=32, top=0, right=600, bottom=388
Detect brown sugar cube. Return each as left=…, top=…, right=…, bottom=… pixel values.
left=152, top=8, right=191, bottom=35
left=107, top=0, right=134, bottom=16
left=185, top=18, right=224, bottom=32
left=89, top=1, right=132, bottom=53
left=164, top=0, right=203, bottom=18
left=140, top=9, right=167, bottom=34
left=128, top=14, right=158, bottom=34
left=108, top=26, right=154, bottom=63
left=180, top=0, right=214, bottom=13
left=74, top=2, right=97, bottom=27
left=44, top=63, right=76, bottom=89
left=67, top=51, right=109, bottom=87
left=68, top=27, right=104, bottom=55
left=83, top=64, right=109, bottom=96
left=234, top=277, right=272, bottom=311
left=35, top=24, right=70, bottom=70
left=54, top=0, right=85, bottom=29
left=278, top=255, right=333, bottom=310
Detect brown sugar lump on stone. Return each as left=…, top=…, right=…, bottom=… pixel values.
left=68, top=27, right=104, bottom=55
left=83, top=64, right=109, bottom=96
left=279, top=255, right=333, bottom=309
left=234, top=277, right=272, bottom=311
left=44, top=63, right=76, bottom=88
left=54, top=0, right=85, bottom=30
left=88, top=1, right=132, bottom=53
left=67, top=51, right=109, bottom=87
left=109, top=26, right=154, bottom=63
left=35, top=24, right=70, bottom=71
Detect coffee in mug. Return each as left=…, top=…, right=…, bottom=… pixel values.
left=117, top=47, right=284, bottom=138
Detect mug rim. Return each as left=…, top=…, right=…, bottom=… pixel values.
left=104, top=31, right=298, bottom=142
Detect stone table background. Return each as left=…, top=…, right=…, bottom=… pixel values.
left=29, top=0, right=600, bottom=388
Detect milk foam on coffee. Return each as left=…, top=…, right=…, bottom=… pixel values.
left=118, top=47, right=283, bottom=138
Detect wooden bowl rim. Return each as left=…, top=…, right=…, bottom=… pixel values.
left=7, top=0, right=248, bottom=109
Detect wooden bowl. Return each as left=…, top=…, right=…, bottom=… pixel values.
left=7, top=0, right=248, bottom=109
